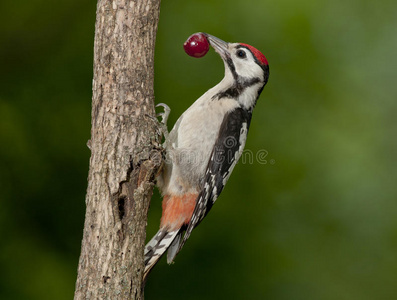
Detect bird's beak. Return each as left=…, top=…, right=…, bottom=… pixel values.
left=203, top=33, right=229, bottom=60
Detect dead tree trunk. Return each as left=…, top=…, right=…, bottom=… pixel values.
left=74, top=0, right=162, bottom=299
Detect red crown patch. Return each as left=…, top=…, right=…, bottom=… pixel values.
left=240, top=43, right=268, bottom=66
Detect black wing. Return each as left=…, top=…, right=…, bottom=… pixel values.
left=178, top=107, right=252, bottom=250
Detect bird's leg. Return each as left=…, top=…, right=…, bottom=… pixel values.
left=156, top=103, right=171, bottom=140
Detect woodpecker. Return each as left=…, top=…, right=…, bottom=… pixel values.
left=144, top=33, right=269, bottom=280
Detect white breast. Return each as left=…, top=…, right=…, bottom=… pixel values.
left=163, top=93, right=238, bottom=195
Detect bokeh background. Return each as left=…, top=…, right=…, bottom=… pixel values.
left=1, top=0, right=396, bottom=299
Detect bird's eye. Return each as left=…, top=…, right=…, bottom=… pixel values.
left=236, top=50, right=246, bottom=59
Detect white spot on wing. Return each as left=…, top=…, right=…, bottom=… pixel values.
left=212, top=186, right=218, bottom=200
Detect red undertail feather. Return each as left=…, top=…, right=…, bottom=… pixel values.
left=161, top=194, right=198, bottom=231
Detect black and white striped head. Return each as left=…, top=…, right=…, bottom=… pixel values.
left=205, top=33, right=269, bottom=87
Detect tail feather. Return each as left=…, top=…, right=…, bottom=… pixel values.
left=166, top=231, right=182, bottom=264
left=144, top=229, right=180, bottom=281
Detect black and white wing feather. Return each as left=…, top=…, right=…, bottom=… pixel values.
left=178, top=106, right=252, bottom=251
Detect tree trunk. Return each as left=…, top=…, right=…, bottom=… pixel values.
left=74, top=0, right=162, bottom=299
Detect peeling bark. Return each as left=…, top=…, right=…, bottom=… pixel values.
left=74, top=0, right=162, bottom=299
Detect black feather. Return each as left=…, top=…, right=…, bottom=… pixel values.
left=178, top=107, right=252, bottom=251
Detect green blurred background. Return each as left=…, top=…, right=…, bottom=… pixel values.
left=1, top=0, right=396, bottom=299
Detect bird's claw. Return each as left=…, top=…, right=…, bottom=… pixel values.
left=155, top=103, right=171, bottom=140
left=156, top=103, right=171, bottom=125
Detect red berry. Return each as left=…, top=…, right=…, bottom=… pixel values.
left=183, top=33, right=209, bottom=58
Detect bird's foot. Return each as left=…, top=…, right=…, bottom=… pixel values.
left=156, top=103, right=171, bottom=140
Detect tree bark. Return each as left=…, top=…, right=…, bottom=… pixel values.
left=74, top=0, right=162, bottom=299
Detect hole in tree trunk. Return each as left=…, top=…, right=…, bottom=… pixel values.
left=118, top=196, right=126, bottom=220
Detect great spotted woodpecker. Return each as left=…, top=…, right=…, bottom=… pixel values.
left=144, top=33, right=269, bottom=280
